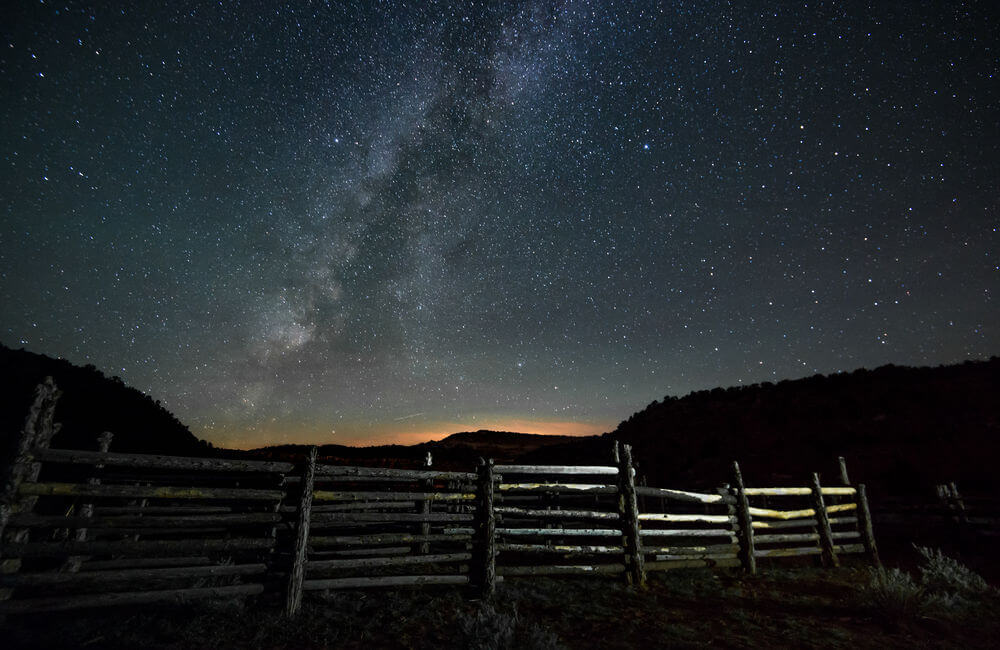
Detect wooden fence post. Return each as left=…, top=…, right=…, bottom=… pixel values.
left=731, top=461, right=756, bottom=576
left=267, top=461, right=290, bottom=551
left=856, top=484, right=880, bottom=567
left=285, top=446, right=317, bottom=617
left=838, top=457, right=850, bottom=486
left=632, top=461, right=644, bottom=514
left=612, top=443, right=625, bottom=579
left=129, top=492, right=148, bottom=541
left=948, top=481, right=969, bottom=526
left=617, top=443, right=645, bottom=587
left=1, top=377, right=62, bottom=605
left=419, top=452, right=432, bottom=555
left=474, top=458, right=496, bottom=598
left=810, top=472, right=839, bottom=568
left=62, top=431, right=113, bottom=573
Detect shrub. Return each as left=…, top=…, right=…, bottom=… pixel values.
left=861, top=548, right=993, bottom=621
left=456, top=602, right=563, bottom=650
left=861, top=567, right=927, bottom=618
left=914, top=546, right=990, bottom=599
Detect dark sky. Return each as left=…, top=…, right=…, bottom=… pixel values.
left=2, top=1, right=997, bottom=448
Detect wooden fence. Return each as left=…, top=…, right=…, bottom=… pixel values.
left=871, top=481, right=1000, bottom=542
left=0, top=379, right=878, bottom=617
left=933, top=482, right=1000, bottom=537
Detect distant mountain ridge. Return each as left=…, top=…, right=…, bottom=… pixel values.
left=4, top=342, right=998, bottom=494
left=243, top=430, right=580, bottom=469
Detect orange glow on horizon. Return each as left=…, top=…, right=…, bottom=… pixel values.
left=202, top=416, right=613, bottom=450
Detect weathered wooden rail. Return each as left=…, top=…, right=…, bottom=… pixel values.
left=1, top=378, right=879, bottom=618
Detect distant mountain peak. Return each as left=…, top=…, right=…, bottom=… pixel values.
left=433, top=430, right=579, bottom=445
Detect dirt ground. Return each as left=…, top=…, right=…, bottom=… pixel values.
left=4, top=563, right=999, bottom=649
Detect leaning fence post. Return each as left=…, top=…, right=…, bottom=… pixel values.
left=731, top=461, right=756, bottom=575
left=856, top=484, right=881, bottom=567
left=285, top=446, right=317, bottom=617
left=810, top=472, right=839, bottom=568
left=617, top=443, right=645, bottom=587
left=62, top=431, right=113, bottom=572
left=1, top=377, right=62, bottom=606
left=838, top=456, right=850, bottom=486
left=474, top=458, right=496, bottom=597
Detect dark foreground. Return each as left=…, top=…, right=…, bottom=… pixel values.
left=4, top=565, right=999, bottom=649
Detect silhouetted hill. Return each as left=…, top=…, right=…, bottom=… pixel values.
left=6, top=341, right=997, bottom=496
left=424, top=430, right=579, bottom=460
left=523, top=359, right=1000, bottom=494
left=1, top=344, right=213, bottom=463
left=244, top=430, right=581, bottom=469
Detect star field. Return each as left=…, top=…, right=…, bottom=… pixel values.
left=1, top=1, right=997, bottom=448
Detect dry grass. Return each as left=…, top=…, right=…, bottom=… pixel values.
left=3, top=563, right=998, bottom=649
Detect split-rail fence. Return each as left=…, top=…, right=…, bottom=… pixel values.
left=870, top=480, right=1000, bottom=543
left=0, top=378, right=878, bottom=617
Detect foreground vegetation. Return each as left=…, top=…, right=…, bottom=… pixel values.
left=5, top=554, right=998, bottom=649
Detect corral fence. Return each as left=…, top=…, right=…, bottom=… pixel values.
left=0, top=378, right=878, bottom=618
left=871, top=480, right=1000, bottom=544
left=932, top=482, right=1000, bottom=538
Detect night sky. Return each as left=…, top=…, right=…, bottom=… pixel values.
left=2, top=2, right=997, bottom=448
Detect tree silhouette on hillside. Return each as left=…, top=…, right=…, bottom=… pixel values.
left=1, top=344, right=212, bottom=465
left=523, top=359, right=1000, bottom=493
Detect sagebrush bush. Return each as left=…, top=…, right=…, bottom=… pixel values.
left=862, top=567, right=927, bottom=618
left=457, top=602, right=563, bottom=650
left=914, top=545, right=990, bottom=598
left=861, top=548, right=993, bottom=620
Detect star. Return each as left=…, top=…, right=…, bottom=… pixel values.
left=0, top=1, right=995, bottom=448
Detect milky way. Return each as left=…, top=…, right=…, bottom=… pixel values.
left=2, top=2, right=997, bottom=447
